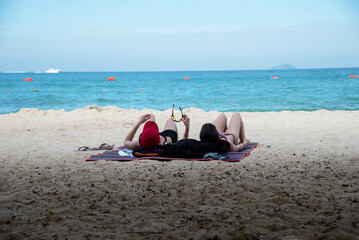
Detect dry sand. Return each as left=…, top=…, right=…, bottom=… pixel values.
left=0, top=106, right=358, bottom=239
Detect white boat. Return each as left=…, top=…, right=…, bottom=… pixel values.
left=45, top=68, right=61, bottom=73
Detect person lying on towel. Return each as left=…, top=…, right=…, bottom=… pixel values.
left=124, top=113, right=190, bottom=150
left=200, top=113, right=250, bottom=152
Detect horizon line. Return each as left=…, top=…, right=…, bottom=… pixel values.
left=1, top=66, right=359, bottom=73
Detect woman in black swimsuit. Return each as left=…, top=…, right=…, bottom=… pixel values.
left=124, top=113, right=190, bottom=150
left=200, top=113, right=250, bottom=152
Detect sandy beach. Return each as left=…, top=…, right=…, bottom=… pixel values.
left=0, top=106, right=358, bottom=239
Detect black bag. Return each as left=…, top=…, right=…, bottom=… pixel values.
left=161, top=139, right=230, bottom=159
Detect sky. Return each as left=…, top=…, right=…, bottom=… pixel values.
left=0, top=0, right=358, bottom=71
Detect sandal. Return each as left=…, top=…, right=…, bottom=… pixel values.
left=76, top=144, right=114, bottom=151
left=92, top=143, right=114, bottom=150
left=77, top=146, right=91, bottom=151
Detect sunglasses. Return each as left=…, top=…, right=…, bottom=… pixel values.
left=171, top=104, right=183, bottom=122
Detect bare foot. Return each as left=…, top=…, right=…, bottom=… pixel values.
left=243, top=138, right=250, bottom=147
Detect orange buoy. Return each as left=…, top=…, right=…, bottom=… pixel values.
left=107, top=77, right=116, bottom=81
left=183, top=77, right=190, bottom=80
left=349, top=75, right=358, bottom=78
left=25, top=78, right=33, bottom=82
left=271, top=77, right=279, bottom=79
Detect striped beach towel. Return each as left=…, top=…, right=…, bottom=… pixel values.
left=86, top=142, right=259, bottom=162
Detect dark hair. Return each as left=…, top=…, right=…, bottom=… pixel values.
left=200, top=123, right=220, bottom=143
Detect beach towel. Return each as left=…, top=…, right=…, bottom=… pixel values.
left=86, top=142, right=259, bottom=162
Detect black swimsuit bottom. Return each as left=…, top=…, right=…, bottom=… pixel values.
left=160, top=129, right=178, bottom=144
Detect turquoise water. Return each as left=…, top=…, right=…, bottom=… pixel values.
left=0, top=68, right=358, bottom=114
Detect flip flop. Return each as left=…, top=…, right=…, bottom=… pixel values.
left=76, top=144, right=114, bottom=151
left=91, top=143, right=114, bottom=150
left=77, top=146, right=91, bottom=151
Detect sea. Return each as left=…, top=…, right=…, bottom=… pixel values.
left=0, top=68, right=358, bottom=114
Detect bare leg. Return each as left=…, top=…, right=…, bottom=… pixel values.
left=163, top=118, right=177, bottom=132
left=212, top=113, right=227, bottom=132
left=225, top=113, right=246, bottom=144
left=161, top=118, right=178, bottom=144
left=239, top=116, right=246, bottom=143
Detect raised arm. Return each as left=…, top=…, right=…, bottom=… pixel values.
left=124, top=114, right=153, bottom=150
left=182, top=114, right=190, bottom=139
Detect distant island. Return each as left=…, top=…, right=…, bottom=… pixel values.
left=271, top=64, right=297, bottom=70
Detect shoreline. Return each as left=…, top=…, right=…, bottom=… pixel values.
left=2, top=105, right=359, bottom=116
left=0, top=108, right=358, bottom=239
